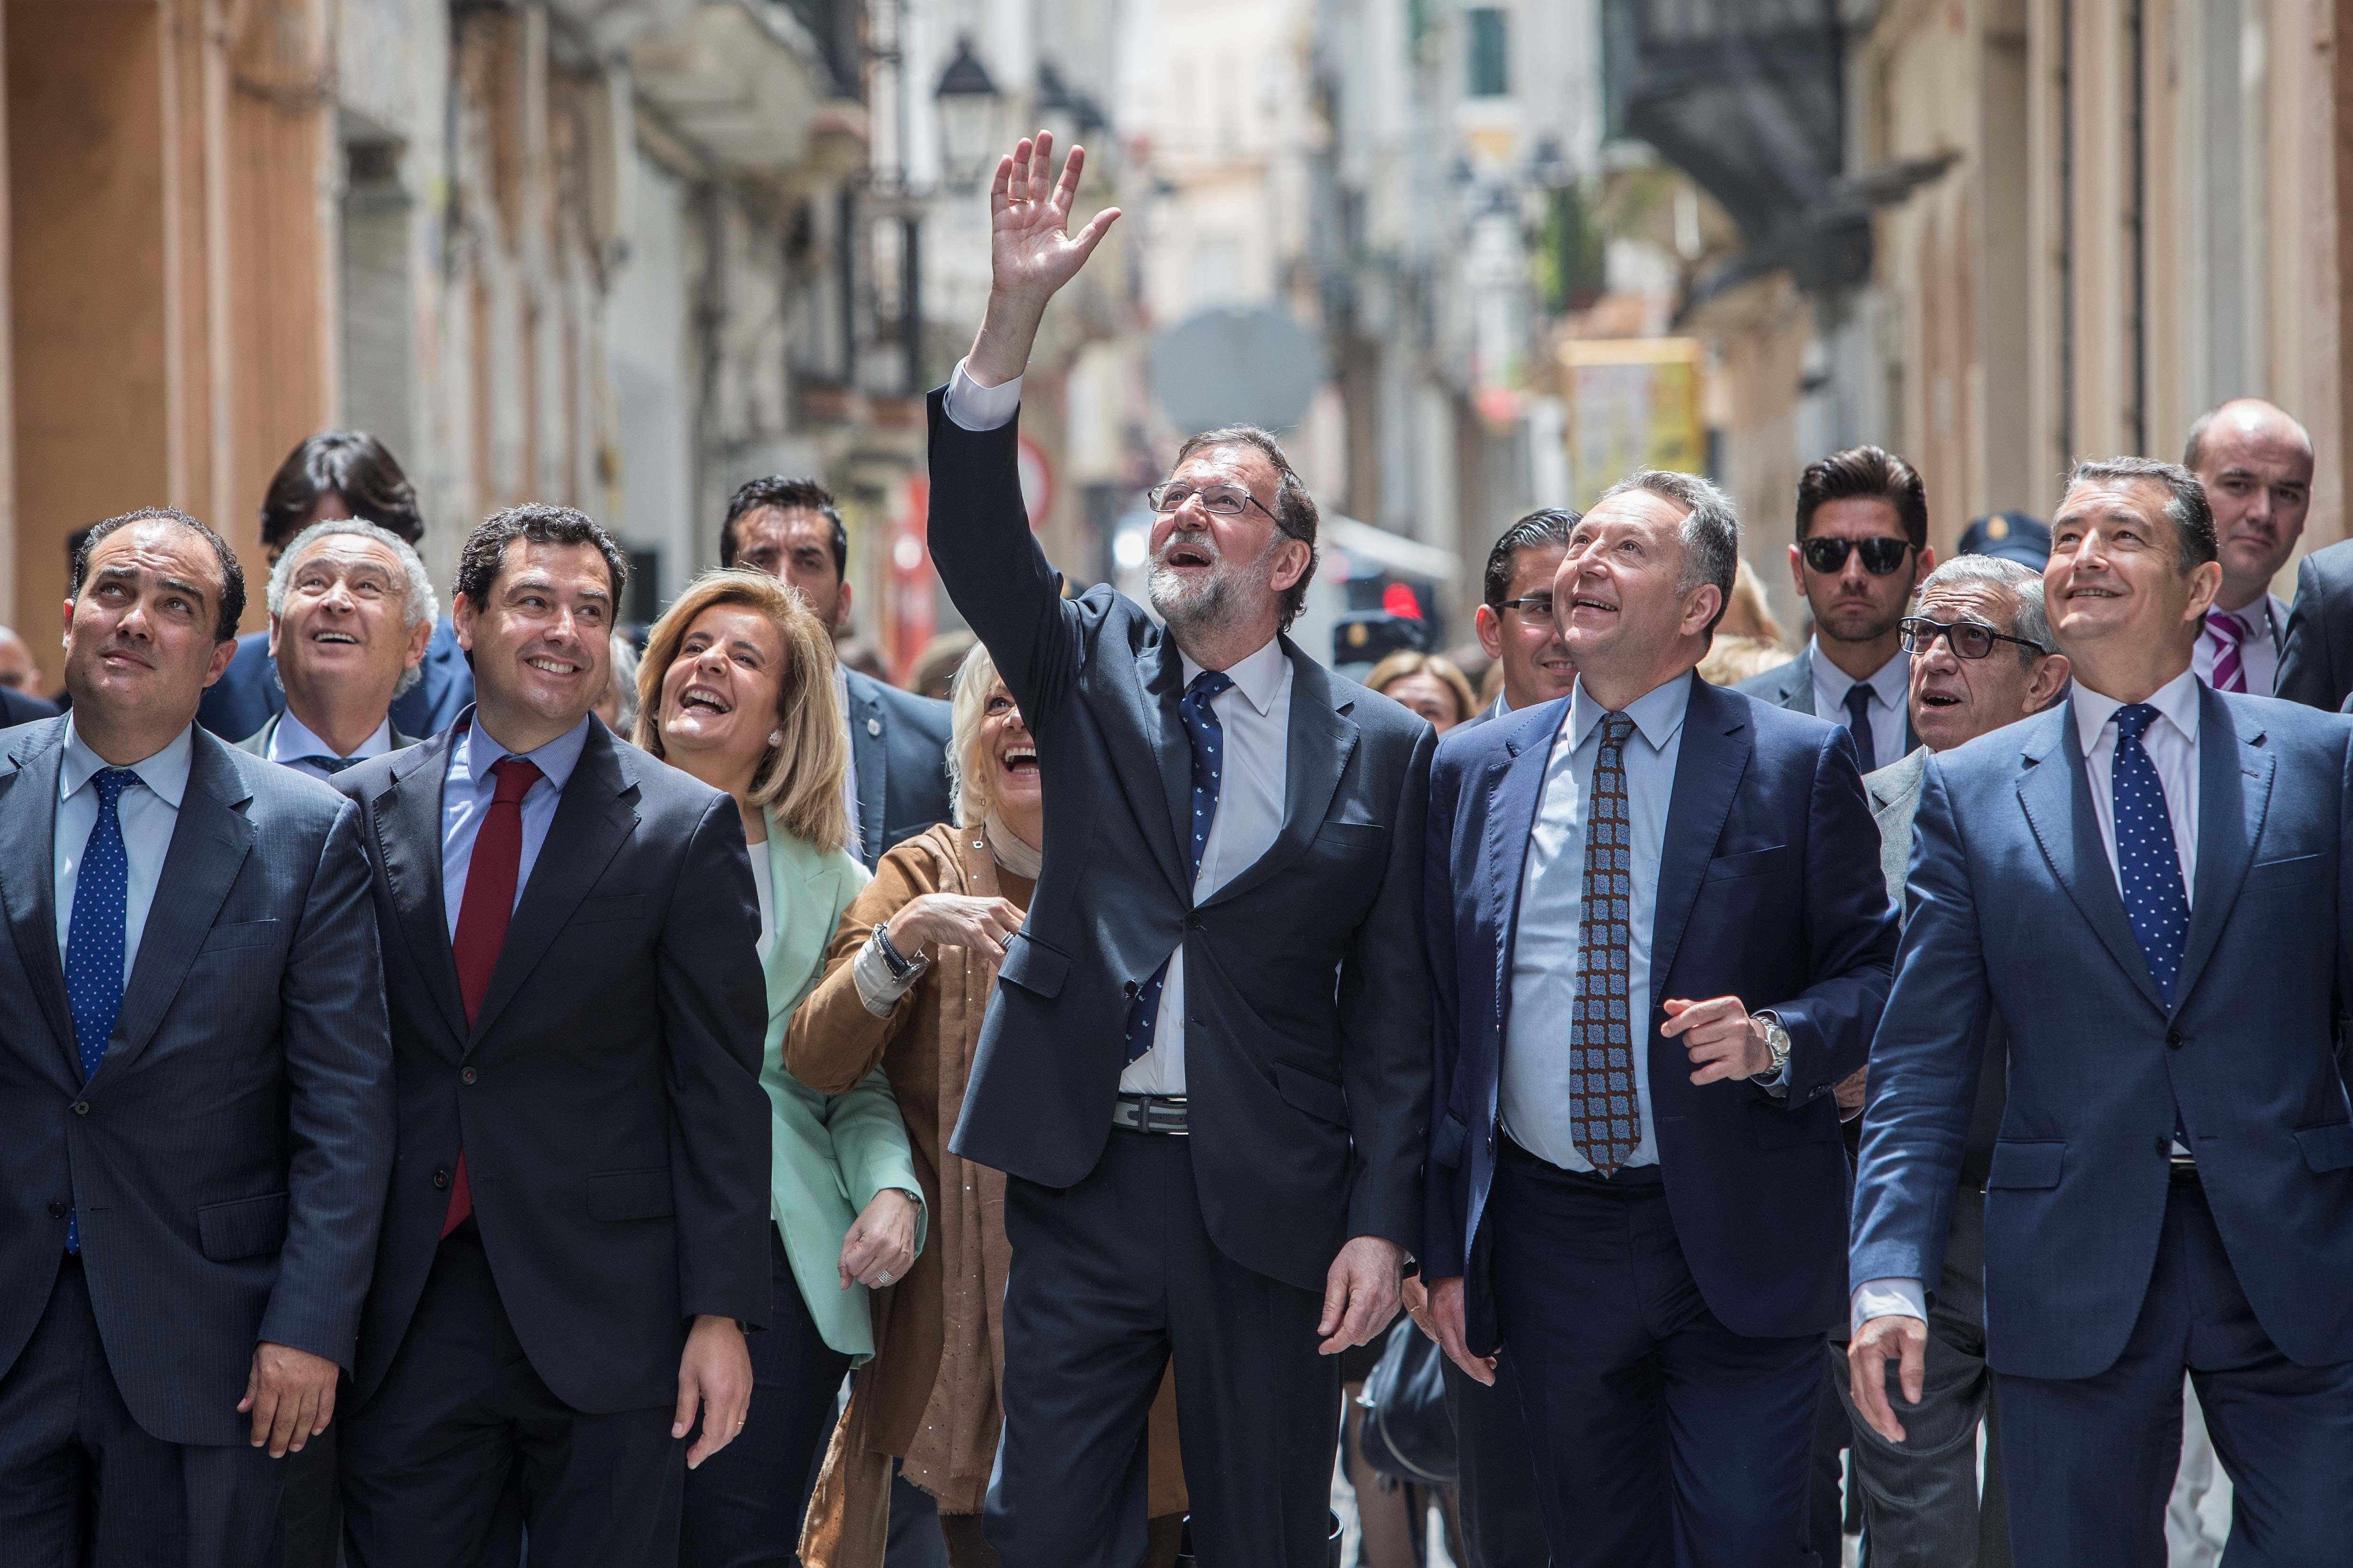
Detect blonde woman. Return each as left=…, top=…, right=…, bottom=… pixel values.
left=634, top=569, right=928, bottom=1567
left=789, top=643, right=1184, bottom=1568
left=1363, top=650, right=1479, bottom=733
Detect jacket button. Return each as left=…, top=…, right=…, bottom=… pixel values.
left=2166, top=1029, right=2185, bottom=1050
left=1121, top=981, right=1139, bottom=999
left=433, top=1168, right=450, bottom=1189
left=460, top=1066, right=477, bottom=1085
left=1189, top=915, right=1205, bottom=931
left=2156, top=1134, right=2173, bottom=1157
left=46, top=1201, right=65, bottom=1219
left=70, top=1101, right=88, bottom=1117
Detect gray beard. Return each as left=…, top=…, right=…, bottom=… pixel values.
left=1148, top=538, right=1277, bottom=639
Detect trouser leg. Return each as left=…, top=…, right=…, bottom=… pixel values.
left=1441, top=1348, right=1550, bottom=1568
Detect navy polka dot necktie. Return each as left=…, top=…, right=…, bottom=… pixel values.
left=62, top=766, right=137, bottom=1253
left=2112, top=703, right=2188, bottom=1005
left=1123, top=669, right=1234, bottom=1065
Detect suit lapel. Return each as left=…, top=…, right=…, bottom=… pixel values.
left=0, top=721, right=78, bottom=1076
left=468, top=723, right=639, bottom=1047
left=1649, top=681, right=1751, bottom=1002
left=1139, top=636, right=1199, bottom=885
left=103, top=732, right=255, bottom=1074
left=1484, top=699, right=1567, bottom=1033
left=371, top=729, right=469, bottom=1044
left=2014, top=705, right=2168, bottom=1015
left=764, top=828, right=857, bottom=1020
left=1202, top=644, right=1359, bottom=909
left=2175, top=689, right=2270, bottom=1009
left=1786, top=647, right=1817, bottom=716
left=846, top=674, right=889, bottom=866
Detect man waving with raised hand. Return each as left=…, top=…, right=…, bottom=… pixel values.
left=926, top=131, right=1436, bottom=1568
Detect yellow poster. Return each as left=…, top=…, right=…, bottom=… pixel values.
left=1558, top=338, right=1705, bottom=509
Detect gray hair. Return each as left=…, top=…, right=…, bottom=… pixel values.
left=1592, top=469, right=1741, bottom=638
left=1917, top=554, right=2052, bottom=666
left=2063, top=457, right=2217, bottom=573
left=946, top=639, right=1007, bottom=828
left=606, top=630, right=641, bottom=736
left=267, top=519, right=440, bottom=700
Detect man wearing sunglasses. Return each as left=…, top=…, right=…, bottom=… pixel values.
left=1851, top=458, right=2353, bottom=1568
left=1740, top=447, right=1935, bottom=773
left=1829, top=555, right=2068, bottom=1565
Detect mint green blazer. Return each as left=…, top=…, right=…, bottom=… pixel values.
left=759, top=821, right=927, bottom=1361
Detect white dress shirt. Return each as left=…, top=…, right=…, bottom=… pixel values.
left=267, top=707, right=396, bottom=781
left=945, top=357, right=1293, bottom=1094
left=1854, top=666, right=2205, bottom=1330
left=55, top=718, right=195, bottom=987
left=2191, top=591, right=2287, bottom=696
left=1122, top=636, right=1293, bottom=1094
left=1500, top=673, right=1692, bottom=1170
left=1809, top=639, right=1910, bottom=772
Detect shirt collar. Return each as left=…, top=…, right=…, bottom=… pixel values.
left=460, top=704, right=592, bottom=792
left=2072, top=666, right=2202, bottom=755
left=59, top=714, right=194, bottom=810
left=271, top=707, right=393, bottom=766
left=1810, top=637, right=1909, bottom=708
left=1567, top=669, right=1693, bottom=753
left=1179, top=634, right=1289, bottom=718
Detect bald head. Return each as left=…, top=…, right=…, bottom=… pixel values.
left=2184, top=398, right=2315, bottom=610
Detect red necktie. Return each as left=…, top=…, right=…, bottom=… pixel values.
left=442, top=756, right=544, bottom=1236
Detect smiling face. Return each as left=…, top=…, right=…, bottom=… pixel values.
left=454, top=538, right=614, bottom=739
left=1476, top=541, right=1575, bottom=710
left=2190, top=403, right=2314, bottom=609
left=61, top=521, right=238, bottom=732
left=977, top=675, right=1040, bottom=822
left=269, top=534, right=430, bottom=721
left=2045, top=478, right=2220, bottom=662
left=1145, top=444, right=1310, bottom=642
left=1552, top=489, right=1716, bottom=695
left=656, top=602, right=787, bottom=787
left=1907, top=581, right=2068, bottom=753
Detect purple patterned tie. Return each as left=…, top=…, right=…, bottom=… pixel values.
left=2204, top=610, right=2251, bottom=693
left=1568, top=714, right=1640, bottom=1174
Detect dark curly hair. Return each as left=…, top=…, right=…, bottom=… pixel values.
left=72, top=506, right=247, bottom=643
left=719, top=477, right=847, bottom=580
left=454, top=504, right=630, bottom=614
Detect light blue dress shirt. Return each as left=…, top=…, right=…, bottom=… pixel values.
left=1500, top=672, right=1692, bottom=1172
left=440, top=709, right=592, bottom=940
left=55, top=718, right=195, bottom=986
left=268, top=707, right=396, bottom=782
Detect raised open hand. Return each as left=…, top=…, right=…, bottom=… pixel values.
left=966, top=131, right=1122, bottom=386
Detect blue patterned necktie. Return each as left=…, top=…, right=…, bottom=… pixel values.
left=62, top=766, right=137, bottom=1253
left=2112, top=703, right=2188, bottom=1005
left=294, top=755, right=361, bottom=775
left=1842, top=682, right=1879, bottom=773
left=1124, top=669, right=1234, bottom=1065
left=1569, top=714, right=1640, bottom=1174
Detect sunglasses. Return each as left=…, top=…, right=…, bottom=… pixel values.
left=1899, top=616, right=2050, bottom=660
left=1799, top=536, right=1916, bottom=576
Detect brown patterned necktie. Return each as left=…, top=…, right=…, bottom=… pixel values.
left=1569, top=713, right=1640, bottom=1174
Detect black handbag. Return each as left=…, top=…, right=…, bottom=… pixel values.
left=1356, top=1316, right=1458, bottom=1486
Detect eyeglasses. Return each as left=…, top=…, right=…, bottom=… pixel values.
left=1493, top=593, right=1555, bottom=619
left=1799, top=536, right=1916, bottom=576
left=1899, top=616, right=2050, bottom=660
left=1146, top=483, right=1276, bottom=521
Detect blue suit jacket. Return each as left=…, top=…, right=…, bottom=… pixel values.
left=196, top=616, right=473, bottom=743
left=842, top=667, right=954, bottom=870
left=0, top=718, right=394, bottom=1445
left=1852, top=687, right=2353, bottom=1380
left=1425, top=678, right=1897, bottom=1347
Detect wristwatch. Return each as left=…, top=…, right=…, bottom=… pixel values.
left=1751, top=1010, right=1791, bottom=1082
left=872, top=922, right=928, bottom=983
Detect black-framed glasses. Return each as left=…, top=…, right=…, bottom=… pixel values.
left=1799, top=536, right=1916, bottom=576
left=1146, top=483, right=1276, bottom=521
left=1899, top=616, right=2049, bottom=660
left=1493, top=593, right=1555, bottom=619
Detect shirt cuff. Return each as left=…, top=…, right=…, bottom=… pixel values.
left=1852, top=1277, right=1928, bottom=1333
left=945, top=359, right=1023, bottom=432
left=853, top=932, right=920, bottom=1016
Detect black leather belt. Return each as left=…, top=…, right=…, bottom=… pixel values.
left=2169, top=1155, right=2201, bottom=1185
left=1112, top=1093, right=1189, bottom=1135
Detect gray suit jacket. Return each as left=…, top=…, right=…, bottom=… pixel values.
left=233, top=710, right=417, bottom=766
left=0, top=717, right=394, bottom=1445
left=1738, top=645, right=1921, bottom=763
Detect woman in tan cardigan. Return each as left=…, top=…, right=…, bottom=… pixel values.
left=788, top=643, right=1183, bottom=1568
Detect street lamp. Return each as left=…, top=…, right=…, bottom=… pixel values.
left=1034, top=59, right=1080, bottom=157
left=935, top=37, right=1004, bottom=191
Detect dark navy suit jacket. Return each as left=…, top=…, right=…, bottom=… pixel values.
left=197, top=616, right=472, bottom=744
left=0, top=719, right=394, bottom=1446
left=1853, top=687, right=2353, bottom=1380
left=333, top=718, right=771, bottom=1411
left=926, top=387, right=1436, bottom=1291
left=1425, top=679, right=1898, bottom=1349
left=843, top=667, right=954, bottom=869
